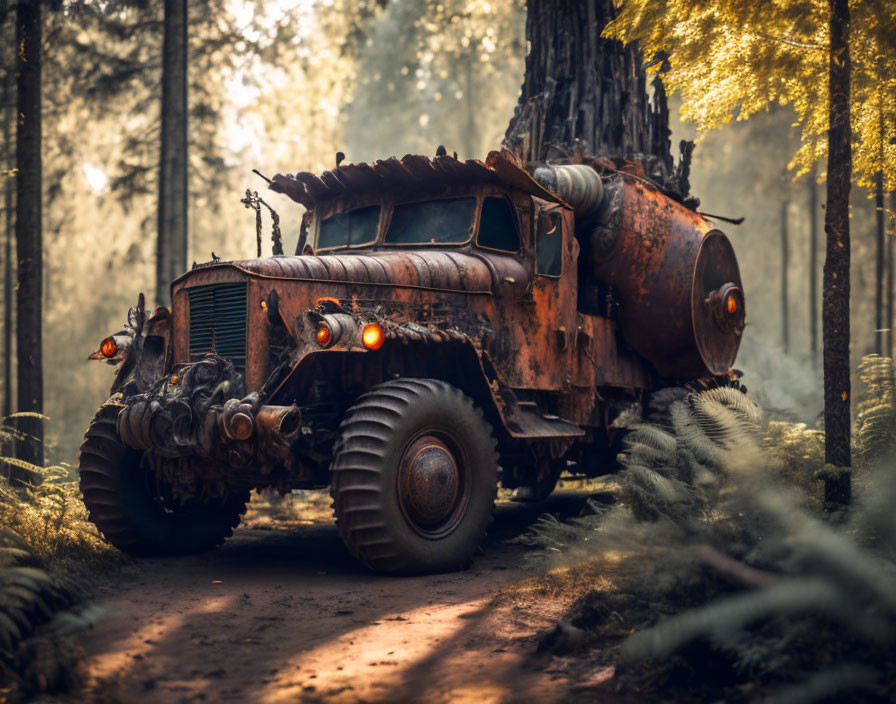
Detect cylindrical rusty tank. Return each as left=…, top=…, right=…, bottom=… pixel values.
left=589, top=177, right=745, bottom=379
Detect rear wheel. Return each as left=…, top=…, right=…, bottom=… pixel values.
left=331, top=378, right=498, bottom=574
left=78, top=403, right=248, bottom=556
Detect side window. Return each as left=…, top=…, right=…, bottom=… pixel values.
left=318, top=205, right=380, bottom=249
left=536, top=212, right=562, bottom=277
left=477, top=197, right=520, bottom=252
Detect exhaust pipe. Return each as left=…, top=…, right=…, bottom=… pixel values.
left=256, top=405, right=301, bottom=443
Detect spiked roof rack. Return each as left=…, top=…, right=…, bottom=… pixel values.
left=268, top=149, right=567, bottom=209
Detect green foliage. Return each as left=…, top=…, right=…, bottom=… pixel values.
left=618, top=465, right=896, bottom=702
left=616, top=385, right=763, bottom=525
left=750, top=352, right=896, bottom=489
left=525, top=382, right=896, bottom=701
left=855, top=354, right=896, bottom=462
left=764, top=420, right=826, bottom=496
left=604, top=0, right=896, bottom=189
left=0, top=417, right=123, bottom=698
left=0, top=530, right=79, bottom=695
left=0, top=470, right=119, bottom=582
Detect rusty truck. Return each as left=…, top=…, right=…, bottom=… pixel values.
left=78, top=149, right=745, bottom=574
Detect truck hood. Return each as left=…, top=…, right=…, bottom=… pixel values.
left=218, top=251, right=528, bottom=295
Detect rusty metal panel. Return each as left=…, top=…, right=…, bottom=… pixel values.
left=590, top=177, right=742, bottom=379
left=691, top=231, right=744, bottom=373
left=269, top=150, right=565, bottom=210
left=226, top=252, right=499, bottom=294
left=246, top=279, right=269, bottom=390
left=574, top=314, right=651, bottom=389
left=483, top=207, right=579, bottom=391
left=335, top=162, right=382, bottom=192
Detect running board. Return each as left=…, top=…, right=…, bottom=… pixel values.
left=503, top=407, right=585, bottom=439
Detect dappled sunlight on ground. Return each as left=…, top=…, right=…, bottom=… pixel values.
left=72, top=490, right=597, bottom=704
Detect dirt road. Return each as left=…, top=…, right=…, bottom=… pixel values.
left=72, top=490, right=595, bottom=704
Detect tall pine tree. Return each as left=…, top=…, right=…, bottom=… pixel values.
left=14, top=0, right=43, bottom=470
left=157, top=0, right=188, bottom=306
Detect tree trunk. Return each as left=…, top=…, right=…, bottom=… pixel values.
left=156, top=0, right=188, bottom=306
left=875, top=170, right=885, bottom=355
left=14, top=0, right=42, bottom=470
left=822, top=0, right=851, bottom=505
left=503, top=0, right=672, bottom=177
left=3, top=2, right=13, bottom=420
left=462, top=56, right=477, bottom=159
left=809, top=167, right=819, bottom=369
left=888, top=190, right=895, bottom=358
left=781, top=195, right=790, bottom=354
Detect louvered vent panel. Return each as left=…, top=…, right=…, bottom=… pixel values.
left=188, top=282, right=247, bottom=370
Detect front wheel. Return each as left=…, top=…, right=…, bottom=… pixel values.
left=78, top=403, right=248, bottom=556
left=331, top=379, right=498, bottom=575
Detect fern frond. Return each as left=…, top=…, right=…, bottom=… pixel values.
left=623, top=440, right=675, bottom=468
left=670, top=401, right=728, bottom=469
left=694, top=386, right=763, bottom=427
left=623, top=424, right=678, bottom=455
left=622, top=464, right=692, bottom=505
left=855, top=355, right=896, bottom=460
left=857, top=355, right=896, bottom=395
left=0, top=456, right=47, bottom=475
left=759, top=491, right=896, bottom=616
left=613, top=404, right=643, bottom=430
left=0, top=425, right=43, bottom=445
left=621, top=578, right=843, bottom=663
left=648, top=387, right=688, bottom=416
left=1, top=412, right=50, bottom=421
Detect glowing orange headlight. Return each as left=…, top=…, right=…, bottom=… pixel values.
left=361, top=323, right=385, bottom=350
left=316, top=326, right=333, bottom=347
left=101, top=338, right=118, bottom=358
left=726, top=293, right=738, bottom=315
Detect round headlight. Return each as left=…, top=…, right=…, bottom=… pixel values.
left=361, top=323, right=385, bottom=350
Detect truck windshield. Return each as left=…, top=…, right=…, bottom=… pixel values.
left=384, top=197, right=477, bottom=245
left=318, top=205, right=380, bottom=249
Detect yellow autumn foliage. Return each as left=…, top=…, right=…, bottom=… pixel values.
left=605, top=0, right=896, bottom=189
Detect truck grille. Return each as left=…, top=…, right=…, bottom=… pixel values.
left=188, top=282, right=248, bottom=370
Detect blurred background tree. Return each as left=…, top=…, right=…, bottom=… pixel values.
left=345, top=0, right=525, bottom=161
left=157, top=0, right=189, bottom=306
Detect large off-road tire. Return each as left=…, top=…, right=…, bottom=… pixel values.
left=78, top=403, right=248, bottom=557
left=331, top=378, right=498, bottom=575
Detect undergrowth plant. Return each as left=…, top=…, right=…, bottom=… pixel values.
left=614, top=384, right=764, bottom=526
left=0, top=414, right=123, bottom=700
left=526, top=363, right=896, bottom=702
left=855, top=354, right=896, bottom=463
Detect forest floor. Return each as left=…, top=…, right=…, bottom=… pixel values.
left=58, top=487, right=615, bottom=704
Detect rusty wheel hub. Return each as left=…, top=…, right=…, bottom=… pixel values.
left=398, top=435, right=460, bottom=529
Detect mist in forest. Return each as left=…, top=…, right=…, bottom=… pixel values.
left=0, top=0, right=887, bottom=463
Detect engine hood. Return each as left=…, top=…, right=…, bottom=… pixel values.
left=182, top=250, right=528, bottom=296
